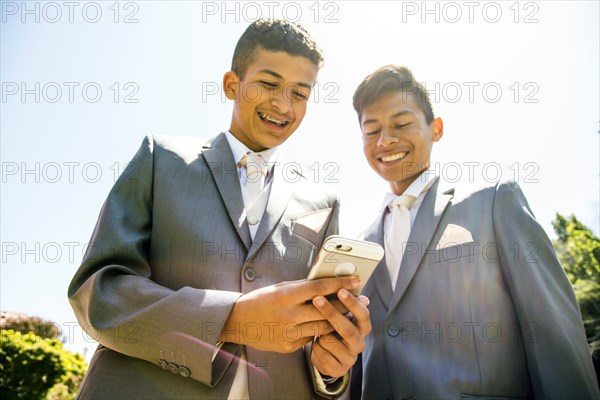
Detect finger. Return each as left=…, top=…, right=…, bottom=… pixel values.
left=292, top=319, right=336, bottom=338
left=290, top=303, right=338, bottom=324
left=289, top=276, right=361, bottom=303
left=327, top=294, right=369, bottom=316
left=311, top=344, right=340, bottom=377
left=357, top=295, right=370, bottom=306
left=312, top=345, right=342, bottom=377
left=317, top=333, right=356, bottom=367
left=272, top=278, right=305, bottom=288
left=337, top=290, right=372, bottom=336
left=312, top=294, right=363, bottom=348
left=328, top=299, right=349, bottom=315
left=277, top=336, right=313, bottom=354
left=311, top=334, right=356, bottom=377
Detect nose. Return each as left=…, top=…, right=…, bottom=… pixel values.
left=377, top=127, right=398, bottom=147
left=269, top=88, right=292, bottom=114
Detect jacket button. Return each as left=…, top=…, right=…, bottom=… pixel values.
left=244, top=268, right=256, bottom=281
left=168, top=362, right=179, bottom=374
left=387, top=324, right=400, bottom=337
left=178, top=366, right=191, bottom=378
left=158, top=359, right=168, bottom=369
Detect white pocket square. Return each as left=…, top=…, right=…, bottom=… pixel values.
left=294, top=208, right=332, bottom=234
left=435, top=224, right=474, bottom=250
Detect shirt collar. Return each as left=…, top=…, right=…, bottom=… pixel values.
left=382, top=167, right=438, bottom=209
left=224, top=131, right=280, bottom=167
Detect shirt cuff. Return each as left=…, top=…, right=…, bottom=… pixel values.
left=311, top=365, right=349, bottom=398
left=212, top=341, right=225, bottom=362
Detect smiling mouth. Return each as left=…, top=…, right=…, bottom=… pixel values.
left=380, top=152, right=408, bottom=163
left=258, top=111, right=289, bottom=127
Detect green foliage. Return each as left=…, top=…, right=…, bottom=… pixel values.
left=0, top=329, right=87, bottom=400
left=551, top=213, right=600, bottom=374
left=552, top=213, right=600, bottom=344
left=552, top=213, right=600, bottom=284
left=0, top=313, right=60, bottom=341
left=1, top=330, right=64, bottom=399
left=571, top=280, right=600, bottom=322
left=44, top=347, right=87, bottom=400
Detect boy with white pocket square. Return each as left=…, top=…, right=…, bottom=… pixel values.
left=350, top=65, right=599, bottom=399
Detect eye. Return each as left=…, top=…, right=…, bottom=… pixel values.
left=285, top=84, right=309, bottom=101
left=291, top=90, right=308, bottom=101
left=395, top=123, right=411, bottom=129
left=259, top=81, right=277, bottom=89
left=363, top=129, right=380, bottom=136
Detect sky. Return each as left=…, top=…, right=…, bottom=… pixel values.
left=1, top=0, right=599, bottom=358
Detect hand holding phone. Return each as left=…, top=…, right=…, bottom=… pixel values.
left=307, top=235, right=384, bottom=296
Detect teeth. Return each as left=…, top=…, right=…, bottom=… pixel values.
left=381, top=152, right=407, bottom=162
left=259, top=112, right=288, bottom=126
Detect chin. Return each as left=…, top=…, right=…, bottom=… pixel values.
left=376, top=169, right=401, bottom=181
left=260, top=138, right=284, bottom=150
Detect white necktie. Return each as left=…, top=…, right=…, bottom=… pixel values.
left=385, top=194, right=416, bottom=289
left=229, top=152, right=268, bottom=400
left=239, top=152, right=267, bottom=200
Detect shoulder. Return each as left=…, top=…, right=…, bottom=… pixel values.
left=291, top=176, right=339, bottom=210
left=293, top=177, right=340, bottom=206
left=273, top=159, right=339, bottom=205
left=438, top=177, right=524, bottom=204
left=149, top=134, right=211, bottom=153
left=138, top=134, right=218, bottom=165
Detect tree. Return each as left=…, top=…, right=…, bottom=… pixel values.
left=0, top=312, right=60, bottom=341
left=552, top=213, right=600, bottom=285
left=551, top=213, right=600, bottom=375
left=0, top=313, right=87, bottom=400
left=552, top=213, right=600, bottom=321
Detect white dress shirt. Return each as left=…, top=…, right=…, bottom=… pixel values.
left=219, top=132, right=342, bottom=398
left=382, top=168, right=437, bottom=289
left=219, top=131, right=281, bottom=400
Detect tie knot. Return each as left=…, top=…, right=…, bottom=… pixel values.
left=390, top=194, right=416, bottom=210
left=239, top=152, right=267, bottom=182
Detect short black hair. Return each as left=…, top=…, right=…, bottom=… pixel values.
left=353, top=65, right=434, bottom=124
left=231, top=19, right=324, bottom=79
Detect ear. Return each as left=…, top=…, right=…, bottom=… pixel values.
left=223, top=71, right=239, bottom=100
left=432, top=117, right=444, bottom=142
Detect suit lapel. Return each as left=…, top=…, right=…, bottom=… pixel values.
left=364, top=211, right=393, bottom=309
left=246, top=162, right=295, bottom=260
left=388, top=179, right=454, bottom=315
left=201, top=133, right=252, bottom=250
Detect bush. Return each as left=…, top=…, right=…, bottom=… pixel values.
left=0, top=329, right=87, bottom=400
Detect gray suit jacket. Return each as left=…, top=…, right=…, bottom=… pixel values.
left=68, top=133, right=340, bottom=399
left=356, top=178, right=599, bottom=399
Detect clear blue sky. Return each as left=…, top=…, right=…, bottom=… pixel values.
left=1, top=1, right=598, bottom=357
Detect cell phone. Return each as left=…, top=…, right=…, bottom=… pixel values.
left=307, top=235, right=384, bottom=296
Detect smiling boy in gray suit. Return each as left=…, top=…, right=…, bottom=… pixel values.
left=68, top=19, right=370, bottom=399
left=350, top=65, right=598, bottom=399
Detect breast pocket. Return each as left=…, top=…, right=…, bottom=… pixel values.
left=426, top=242, right=482, bottom=265
left=290, top=230, right=318, bottom=272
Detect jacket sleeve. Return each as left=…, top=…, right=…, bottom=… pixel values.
left=492, top=179, right=599, bottom=398
left=67, top=135, right=242, bottom=387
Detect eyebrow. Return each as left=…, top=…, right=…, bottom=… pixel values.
left=258, top=69, right=314, bottom=89
left=361, top=110, right=414, bottom=127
